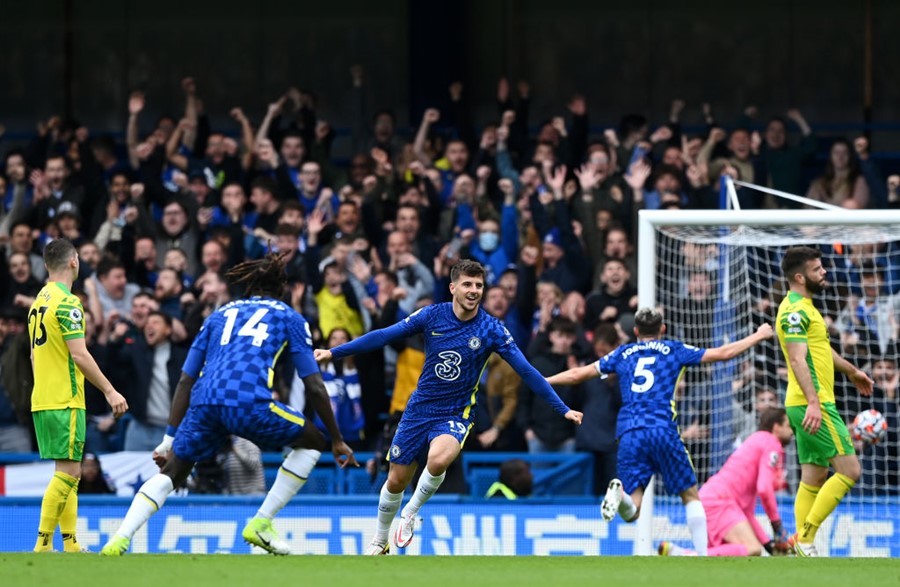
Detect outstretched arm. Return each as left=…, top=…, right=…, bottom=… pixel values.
left=546, top=363, right=601, bottom=386
left=413, top=108, right=439, bottom=165
left=499, top=343, right=582, bottom=423
left=0, top=183, right=27, bottom=237
left=256, top=97, right=285, bottom=147
left=315, top=317, right=421, bottom=361
left=786, top=108, right=812, bottom=137
left=126, top=91, right=144, bottom=170
left=166, top=119, right=191, bottom=171
left=181, top=77, right=199, bottom=151
left=230, top=107, right=256, bottom=171
left=701, top=324, right=772, bottom=363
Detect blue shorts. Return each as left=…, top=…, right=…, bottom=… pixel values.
left=173, top=401, right=306, bottom=463
left=617, top=426, right=697, bottom=495
left=387, top=414, right=472, bottom=466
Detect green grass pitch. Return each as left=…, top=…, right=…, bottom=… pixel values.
left=2, top=554, right=897, bottom=587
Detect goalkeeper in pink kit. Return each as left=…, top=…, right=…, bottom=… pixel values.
left=660, top=407, right=794, bottom=556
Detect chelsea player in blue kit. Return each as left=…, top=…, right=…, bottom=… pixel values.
left=101, top=253, right=357, bottom=556
left=546, top=307, right=772, bottom=555
left=314, top=260, right=583, bottom=554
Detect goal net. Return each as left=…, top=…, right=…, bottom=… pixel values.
left=636, top=207, right=900, bottom=557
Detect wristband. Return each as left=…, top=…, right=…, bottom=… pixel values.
left=166, top=425, right=178, bottom=437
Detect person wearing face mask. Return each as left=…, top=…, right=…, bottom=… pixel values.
left=457, top=178, right=519, bottom=286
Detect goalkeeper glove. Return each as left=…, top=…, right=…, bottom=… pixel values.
left=771, top=519, right=790, bottom=554
left=772, top=519, right=788, bottom=542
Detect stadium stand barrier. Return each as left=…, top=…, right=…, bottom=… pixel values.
left=1, top=451, right=594, bottom=498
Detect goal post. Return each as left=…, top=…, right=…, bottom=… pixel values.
left=635, top=208, right=900, bottom=556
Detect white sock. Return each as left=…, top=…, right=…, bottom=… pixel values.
left=667, top=543, right=690, bottom=556
left=256, top=449, right=321, bottom=520
left=685, top=500, right=708, bottom=556
left=116, top=474, right=174, bottom=539
left=374, top=484, right=403, bottom=545
left=618, top=492, right=638, bottom=522
left=400, top=468, right=445, bottom=519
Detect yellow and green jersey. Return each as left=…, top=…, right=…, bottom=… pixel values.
left=28, top=282, right=86, bottom=412
left=776, top=290, right=834, bottom=407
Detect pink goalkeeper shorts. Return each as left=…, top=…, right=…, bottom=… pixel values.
left=701, top=497, right=749, bottom=547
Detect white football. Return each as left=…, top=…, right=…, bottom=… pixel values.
left=852, top=409, right=888, bottom=444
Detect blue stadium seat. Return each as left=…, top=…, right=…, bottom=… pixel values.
left=468, top=469, right=500, bottom=498
left=344, top=469, right=386, bottom=494
left=302, top=469, right=338, bottom=494
left=462, top=453, right=594, bottom=497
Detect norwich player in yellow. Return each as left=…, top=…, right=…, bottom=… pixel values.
left=29, top=239, right=128, bottom=552
left=776, top=246, right=873, bottom=557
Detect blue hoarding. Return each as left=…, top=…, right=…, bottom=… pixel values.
left=1, top=496, right=896, bottom=556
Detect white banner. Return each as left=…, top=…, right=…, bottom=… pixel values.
left=0, top=452, right=159, bottom=496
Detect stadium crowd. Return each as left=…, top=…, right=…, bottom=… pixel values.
left=0, top=70, right=897, bottom=495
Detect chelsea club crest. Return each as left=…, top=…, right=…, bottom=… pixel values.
left=468, top=337, right=481, bottom=350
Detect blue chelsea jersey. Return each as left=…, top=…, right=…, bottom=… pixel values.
left=330, top=302, right=570, bottom=419
left=182, top=297, right=319, bottom=407
left=596, top=339, right=706, bottom=437
left=403, top=304, right=515, bottom=418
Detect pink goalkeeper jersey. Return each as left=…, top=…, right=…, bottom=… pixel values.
left=699, top=431, right=785, bottom=522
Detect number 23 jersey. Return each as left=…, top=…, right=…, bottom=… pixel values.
left=29, top=282, right=86, bottom=411
left=596, top=339, right=706, bottom=438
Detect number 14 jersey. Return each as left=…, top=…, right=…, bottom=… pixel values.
left=595, top=339, right=706, bottom=438
left=183, top=297, right=319, bottom=407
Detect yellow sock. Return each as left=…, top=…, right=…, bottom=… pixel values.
left=801, top=473, right=855, bottom=543
left=35, top=472, right=78, bottom=552
left=60, top=482, right=81, bottom=552
left=794, top=481, right=820, bottom=539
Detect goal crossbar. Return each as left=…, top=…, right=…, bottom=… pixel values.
left=638, top=209, right=900, bottom=308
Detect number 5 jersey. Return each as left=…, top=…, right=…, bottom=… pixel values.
left=596, top=339, right=707, bottom=439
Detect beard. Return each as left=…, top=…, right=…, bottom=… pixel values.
left=806, top=277, right=827, bottom=295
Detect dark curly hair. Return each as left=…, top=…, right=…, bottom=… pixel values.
left=224, top=251, right=288, bottom=298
